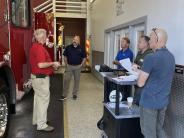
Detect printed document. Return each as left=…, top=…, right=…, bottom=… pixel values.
left=119, top=58, right=139, bottom=76
left=112, top=58, right=139, bottom=82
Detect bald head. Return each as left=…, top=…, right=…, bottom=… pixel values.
left=149, top=28, right=168, bottom=50
left=157, top=28, right=168, bottom=46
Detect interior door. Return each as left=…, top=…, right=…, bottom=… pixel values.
left=113, top=30, right=121, bottom=68
left=120, top=28, right=130, bottom=51
left=113, top=28, right=129, bottom=68
left=132, top=25, right=145, bottom=56
left=104, top=32, right=111, bottom=66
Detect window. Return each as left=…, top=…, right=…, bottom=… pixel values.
left=104, top=32, right=112, bottom=67
left=11, top=0, right=30, bottom=27
left=132, top=25, right=145, bottom=55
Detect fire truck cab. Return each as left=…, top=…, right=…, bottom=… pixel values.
left=0, top=0, right=32, bottom=137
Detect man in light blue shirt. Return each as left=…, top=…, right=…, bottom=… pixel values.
left=113, top=37, right=133, bottom=69
left=135, top=28, right=175, bottom=138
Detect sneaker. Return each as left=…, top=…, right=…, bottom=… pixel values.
left=59, top=96, right=67, bottom=101
left=73, top=95, right=77, bottom=100
left=37, top=125, right=54, bottom=132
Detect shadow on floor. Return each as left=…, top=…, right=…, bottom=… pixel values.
left=7, top=74, right=64, bottom=138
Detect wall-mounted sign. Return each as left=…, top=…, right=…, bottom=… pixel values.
left=116, top=0, right=125, bottom=16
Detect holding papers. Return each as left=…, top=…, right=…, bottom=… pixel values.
left=119, top=58, right=139, bottom=76
left=112, top=58, right=139, bottom=82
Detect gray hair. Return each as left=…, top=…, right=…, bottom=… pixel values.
left=34, top=29, right=47, bottom=43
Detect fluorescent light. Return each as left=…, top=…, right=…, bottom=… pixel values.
left=90, top=0, right=95, bottom=3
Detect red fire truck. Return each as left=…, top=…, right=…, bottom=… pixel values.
left=0, top=0, right=88, bottom=137
left=0, top=0, right=62, bottom=136
left=0, top=0, right=34, bottom=137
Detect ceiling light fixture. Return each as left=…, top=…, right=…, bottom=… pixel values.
left=90, top=0, right=95, bottom=3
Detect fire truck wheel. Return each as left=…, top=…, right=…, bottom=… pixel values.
left=0, top=80, right=10, bottom=138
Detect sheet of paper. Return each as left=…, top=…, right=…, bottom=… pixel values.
left=119, top=58, right=139, bottom=76
left=112, top=75, right=138, bottom=82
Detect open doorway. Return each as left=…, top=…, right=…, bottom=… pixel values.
left=56, top=18, right=86, bottom=48
left=56, top=18, right=86, bottom=65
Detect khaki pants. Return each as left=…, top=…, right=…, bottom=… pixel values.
left=31, top=74, right=50, bottom=130
left=63, top=65, right=82, bottom=97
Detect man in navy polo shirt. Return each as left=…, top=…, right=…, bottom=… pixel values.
left=60, top=35, right=86, bottom=100
left=136, top=28, right=175, bottom=138
left=113, top=37, right=133, bottom=69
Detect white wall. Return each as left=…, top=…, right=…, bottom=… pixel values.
left=91, top=0, right=184, bottom=65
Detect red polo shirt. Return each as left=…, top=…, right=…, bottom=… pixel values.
left=29, top=43, right=54, bottom=75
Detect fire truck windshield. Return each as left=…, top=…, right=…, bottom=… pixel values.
left=11, top=0, right=30, bottom=27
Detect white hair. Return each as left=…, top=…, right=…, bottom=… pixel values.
left=34, top=29, right=47, bottom=43
left=157, top=28, right=168, bottom=46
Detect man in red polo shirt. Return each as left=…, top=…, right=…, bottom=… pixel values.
left=30, top=29, right=60, bottom=132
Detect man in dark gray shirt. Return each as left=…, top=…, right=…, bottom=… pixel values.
left=135, top=28, right=175, bottom=138
left=133, top=36, right=152, bottom=105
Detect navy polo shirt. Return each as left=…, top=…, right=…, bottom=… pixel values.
left=139, top=48, right=175, bottom=109
left=115, top=48, right=133, bottom=69
left=63, top=44, right=86, bottom=65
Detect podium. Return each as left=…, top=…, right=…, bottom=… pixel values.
left=99, top=72, right=143, bottom=138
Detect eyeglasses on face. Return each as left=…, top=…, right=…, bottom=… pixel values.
left=152, top=28, right=158, bottom=42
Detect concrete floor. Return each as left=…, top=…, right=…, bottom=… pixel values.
left=64, top=73, right=104, bottom=138
left=7, top=74, right=64, bottom=138
left=6, top=73, right=104, bottom=138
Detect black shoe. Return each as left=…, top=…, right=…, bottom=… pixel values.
left=73, top=95, right=77, bottom=100
left=59, top=96, right=67, bottom=101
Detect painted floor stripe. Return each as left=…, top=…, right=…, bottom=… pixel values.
left=64, top=101, right=69, bottom=138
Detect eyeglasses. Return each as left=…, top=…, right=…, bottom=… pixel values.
left=152, top=28, right=158, bottom=42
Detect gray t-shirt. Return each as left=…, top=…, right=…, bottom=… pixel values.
left=139, top=48, right=175, bottom=109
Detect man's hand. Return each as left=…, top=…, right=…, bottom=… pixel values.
left=113, top=60, right=120, bottom=65
left=52, top=62, right=61, bottom=70
left=64, top=56, right=68, bottom=67
left=132, top=63, right=140, bottom=72
left=81, top=63, right=85, bottom=67
left=80, top=58, right=86, bottom=67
